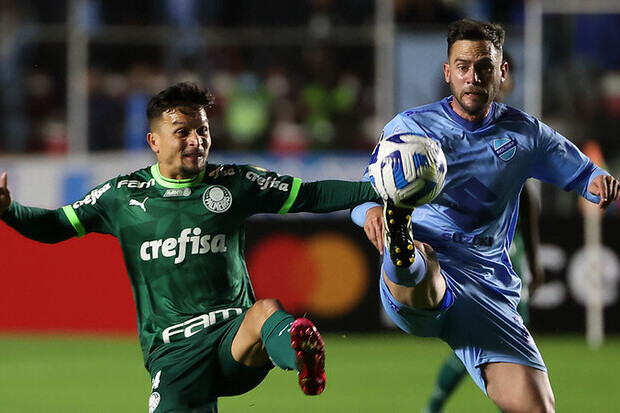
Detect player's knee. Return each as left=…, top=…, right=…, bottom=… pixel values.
left=243, top=299, right=284, bottom=338
left=415, top=241, right=438, bottom=268
left=502, top=397, right=554, bottom=413
left=491, top=387, right=555, bottom=413
left=539, top=389, right=556, bottom=413
left=250, top=299, right=283, bottom=323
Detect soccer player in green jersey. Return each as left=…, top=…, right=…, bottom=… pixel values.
left=0, top=82, right=381, bottom=412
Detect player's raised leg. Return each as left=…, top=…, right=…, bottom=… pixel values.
left=231, top=298, right=326, bottom=395
left=290, top=317, right=326, bottom=396
left=382, top=203, right=447, bottom=310
left=483, top=362, right=555, bottom=412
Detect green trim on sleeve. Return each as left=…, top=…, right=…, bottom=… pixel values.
left=62, top=205, right=86, bottom=238
left=278, top=177, right=302, bottom=214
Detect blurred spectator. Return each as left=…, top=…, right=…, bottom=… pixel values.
left=25, top=71, right=59, bottom=151
left=394, top=0, right=461, bottom=25
left=88, top=68, right=124, bottom=151
left=123, top=64, right=154, bottom=150
left=224, top=71, right=272, bottom=149
left=270, top=99, right=309, bottom=154
left=0, top=0, right=33, bottom=152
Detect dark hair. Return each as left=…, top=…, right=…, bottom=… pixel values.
left=146, top=81, right=214, bottom=122
left=447, top=19, right=505, bottom=57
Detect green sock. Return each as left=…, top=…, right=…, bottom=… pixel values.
left=260, top=309, right=296, bottom=370
left=425, top=352, right=467, bottom=413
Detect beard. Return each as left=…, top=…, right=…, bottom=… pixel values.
left=449, top=81, right=495, bottom=118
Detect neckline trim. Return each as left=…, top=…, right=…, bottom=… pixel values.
left=150, top=164, right=206, bottom=188
left=441, top=96, right=496, bottom=132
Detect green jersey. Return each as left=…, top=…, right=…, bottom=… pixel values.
left=2, top=162, right=379, bottom=362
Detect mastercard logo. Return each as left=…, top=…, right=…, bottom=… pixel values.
left=247, top=232, right=369, bottom=318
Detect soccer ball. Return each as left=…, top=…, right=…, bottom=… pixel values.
left=368, top=133, right=447, bottom=208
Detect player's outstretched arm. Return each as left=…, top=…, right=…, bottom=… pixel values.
left=0, top=172, right=12, bottom=215
left=0, top=172, right=77, bottom=243
left=288, top=180, right=381, bottom=214
left=588, top=175, right=620, bottom=209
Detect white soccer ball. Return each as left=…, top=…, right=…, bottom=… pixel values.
left=368, top=133, right=447, bottom=208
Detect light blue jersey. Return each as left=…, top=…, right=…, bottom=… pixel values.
left=352, top=96, right=608, bottom=392
left=358, top=96, right=605, bottom=303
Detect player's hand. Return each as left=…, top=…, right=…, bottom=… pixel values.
left=588, top=175, right=620, bottom=209
left=0, top=172, right=12, bottom=216
left=364, top=206, right=384, bottom=254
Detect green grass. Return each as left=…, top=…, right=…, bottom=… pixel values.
left=0, top=333, right=618, bottom=412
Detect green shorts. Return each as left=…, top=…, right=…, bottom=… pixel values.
left=146, top=311, right=272, bottom=413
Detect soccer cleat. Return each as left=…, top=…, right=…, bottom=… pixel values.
left=290, top=318, right=326, bottom=396
left=384, top=202, right=415, bottom=267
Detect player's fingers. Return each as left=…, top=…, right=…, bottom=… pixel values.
left=603, top=177, right=620, bottom=209
left=612, top=178, right=620, bottom=201
left=0, top=172, right=6, bottom=189
left=373, top=221, right=384, bottom=253
left=599, top=176, right=612, bottom=209
left=377, top=229, right=383, bottom=255
left=365, top=222, right=381, bottom=253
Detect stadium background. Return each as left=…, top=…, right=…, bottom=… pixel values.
left=1, top=1, right=620, bottom=411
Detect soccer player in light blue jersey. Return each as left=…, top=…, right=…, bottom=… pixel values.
left=351, top=19, right=619, bottom=412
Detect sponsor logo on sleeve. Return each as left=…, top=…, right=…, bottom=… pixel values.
left=72, top=183, right=112, bottom=209
left=203, top=186, right=232, bottom=213
left=208, top=167, right=236, bottom=179
left=244, top=171, right=290, bottom=191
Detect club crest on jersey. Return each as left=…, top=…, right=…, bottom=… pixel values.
left=493, top=138, right=517, bottom=161
left=203, top=185, right=232, bottom=213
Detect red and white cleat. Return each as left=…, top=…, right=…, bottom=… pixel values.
left=290, top=318, right=326, bottom=396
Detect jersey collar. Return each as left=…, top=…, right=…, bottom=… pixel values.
left=150, top=164, right=206, bottom=188
left=441, top=96, right=496, bottom=132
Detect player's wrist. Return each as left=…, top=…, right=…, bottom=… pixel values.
left=0, top=200, right=15, bottom=218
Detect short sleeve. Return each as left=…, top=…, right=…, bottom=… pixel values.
left=61, top=179, right=118, bottom=237
left=237, top=165, right=301, bottom=215
left=532, top=121, right=607, bottom=201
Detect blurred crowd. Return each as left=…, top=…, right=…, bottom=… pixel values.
left=1, top=0, right=619, bottom=177
left=0, top=0, right=527, bottom=155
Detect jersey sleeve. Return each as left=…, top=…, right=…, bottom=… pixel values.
left=532, top=121, right=609, bottom=203
left=61, top=179, right=119, bottom=237
left=237, top=165, right=380, bottom=215
left=237, top=165, right=303, bottom=215
left=289, top=180, right=380, bottom=213
left=0, top=201, right=76, bottom=243
left=350, top=170, right=381, bottom=227
left=382, top=113, right=428, bottom=139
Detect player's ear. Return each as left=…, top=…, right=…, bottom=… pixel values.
left=500, top=60, right=508, bottom=83
left=147, top=132, right=159, bottom=154
left=443, top=62, right=450, bottom=83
